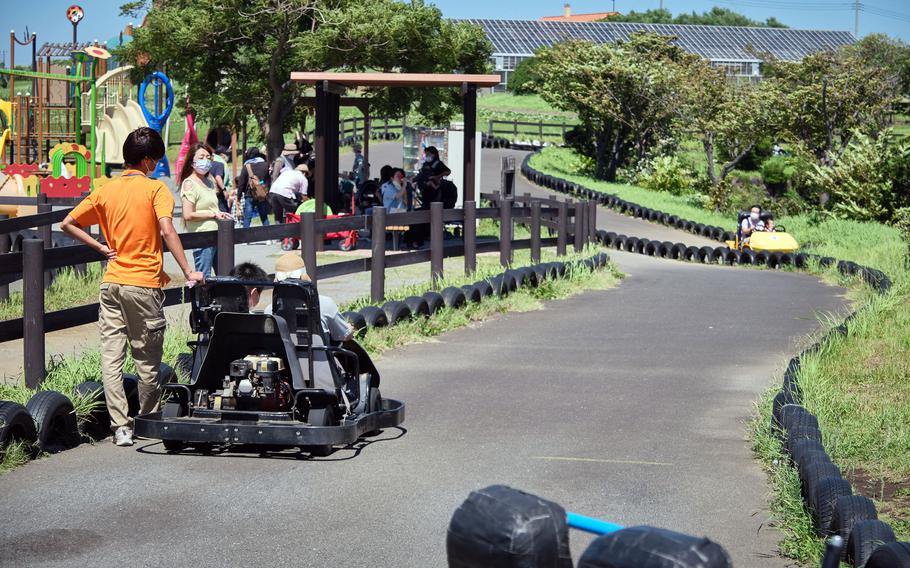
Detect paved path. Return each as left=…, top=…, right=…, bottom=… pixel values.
left=0, top=145, right=849, bottom=567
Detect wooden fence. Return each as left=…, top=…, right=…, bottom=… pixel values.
left=0, top=192, right=598, bottom=388
left=487, top=120, right=576, bottom=141
left=305, top=116, right=404, bottom=143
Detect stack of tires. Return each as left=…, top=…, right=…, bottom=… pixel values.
left=341, top=253, right=611, bottom=335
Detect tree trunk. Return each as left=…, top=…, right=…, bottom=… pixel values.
left=594, top=128, right=609, bottom=180
left=720, top=142, right=756, bottom=180
left=606, top=126, right=625, bottom=182
left=703, top=135, right=718, bottom=186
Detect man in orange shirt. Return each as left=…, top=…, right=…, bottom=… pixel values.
left=61, top=127, right=204, bottom=447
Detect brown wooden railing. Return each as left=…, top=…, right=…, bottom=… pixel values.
left=0, top=192, right=599, bottom=387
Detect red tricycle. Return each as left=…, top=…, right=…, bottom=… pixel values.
left=281, top=212, right=359, bottom=252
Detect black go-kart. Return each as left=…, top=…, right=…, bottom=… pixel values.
left=134, top=277, right=405, bottom=456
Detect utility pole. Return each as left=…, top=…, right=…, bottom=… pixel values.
left=660, top=0, right=664, bottom=10
left=854, top=0, right=860, bottom=37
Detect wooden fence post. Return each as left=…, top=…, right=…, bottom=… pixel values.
left=301, top=212, right=318, bottom=285
left=0, top=214, right=8, bottom=300
left=370, top=207, right=385, bottom=302
left=431, top=202, right=444, bottom=286
left=216, top=218, right=234, bottom=276
left=530, top=201, right=541, bottom=264
left=574, top=201, right=584, bottom=253
left=557, top=201, right=567, bottom=257
left=23, top=239, right=45, bottom=388
left=463, top=200, right=476, bottom=276
left=37, top=194, right=52, bottom=288
left=500, top=197, right=512, bottom=267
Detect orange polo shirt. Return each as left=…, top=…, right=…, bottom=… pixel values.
left=69, top=170, right=175, bottom=288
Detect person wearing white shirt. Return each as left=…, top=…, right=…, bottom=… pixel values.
left=269, top=163, right=309, bottom=224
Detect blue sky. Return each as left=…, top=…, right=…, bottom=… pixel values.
left=3, top=0, right=909, bottom=66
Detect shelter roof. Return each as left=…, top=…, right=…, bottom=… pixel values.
left=290, top=72, right=501, bottom=88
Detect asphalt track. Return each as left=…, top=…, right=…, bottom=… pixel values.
left=0, top=144, right=849, bottom=567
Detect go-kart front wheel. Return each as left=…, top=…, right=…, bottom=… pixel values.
left=163, top=439, right=186, bottom=453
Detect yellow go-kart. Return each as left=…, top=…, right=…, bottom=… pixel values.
left=725, top=212, right=799, bottom=253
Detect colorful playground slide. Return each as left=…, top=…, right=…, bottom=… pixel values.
left=94, top=66, right=149, bottom=165
left=0, top=98, right=11, bottom=164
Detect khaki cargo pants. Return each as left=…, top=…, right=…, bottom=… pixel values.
left=98, top=283, right=167, bottom=431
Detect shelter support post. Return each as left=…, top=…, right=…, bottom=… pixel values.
left=23, top=239, right=45, bottom=388
left=463, top=200, right=476, bottom=276
left=462, top=83, right=477, bottom=203
left=370, top=207, right=386, bottom=302
left=431, top=202, right=444, bottom=286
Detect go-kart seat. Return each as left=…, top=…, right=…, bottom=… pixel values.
left=190, top=280, right=249, bottom=333
left=272, top=279, right=342, bottom=392
left=735, top=211, right=749, bottom=246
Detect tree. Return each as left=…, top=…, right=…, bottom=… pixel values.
left=508, top=57, right=542, bottom=95
left=118, top=0, right=491, bottom=158
left=678, top=59, right=780, bottom=187
left=605, top=7, right=787, bottom=28
left=763, top=49, right=899, bottom=166
left=843, top=33, right=910, bottom=99
left=534, top=34, right=692, bottom=181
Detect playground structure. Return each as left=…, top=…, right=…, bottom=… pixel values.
left=0, top=22, right=151, bottom=207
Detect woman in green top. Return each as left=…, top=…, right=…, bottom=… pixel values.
left=180, top=143, right=233, bottom=276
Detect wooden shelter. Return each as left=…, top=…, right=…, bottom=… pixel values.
left=290, top=72, right=501, bottom=218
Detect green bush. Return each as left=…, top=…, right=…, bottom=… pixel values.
left=720, top=137, right=773, bottom=172
left=508, top=57, right=542, bottom=95
left=637, top=155, right=697, bottom=196
left=808, top=132, right=910, bottom=223
left=761, top=155, right=807, bottom=197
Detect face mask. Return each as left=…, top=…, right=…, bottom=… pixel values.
left=750, top=212, right=760, bottom=221
left=193, top=159, right=213, bottom=174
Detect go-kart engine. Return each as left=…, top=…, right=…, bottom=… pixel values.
left=215, top=355, right=292, bottom=412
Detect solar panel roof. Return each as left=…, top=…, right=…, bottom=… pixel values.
left=457, top=19, right=855, bottom=62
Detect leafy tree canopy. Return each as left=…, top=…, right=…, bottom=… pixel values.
left=605, top=7, right=787, bottom=28
left=118, top=0, right=492, bottom=157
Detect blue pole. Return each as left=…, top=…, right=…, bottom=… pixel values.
left=566, top=512, right=624, bottom=535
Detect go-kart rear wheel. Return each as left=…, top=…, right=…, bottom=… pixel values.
left=302, top=407, right=334, bottom=457
left=163, top=439, right=185, bottom=453
left=280, top=238, right=296, bottom=252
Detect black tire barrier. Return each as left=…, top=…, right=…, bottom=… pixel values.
left=810, top=476, right=852, bottom=537
left=423, top=291, right=445, bottom=315
left=441, top=286, right=467, bottom=309
left=26, top=390, right=80, bottom=453
left=624, top=237, right=639, bottom=253
left=866, top=542, right=910, bottom=568
left=644, top=241, right=660, bottom=257
left=785, top=426, right=823, bottom=455
left=770, top=390, right=799, bottom=431
left=343, top=310, right=368, bottom=333
left=577, top=525, right=733, bottom=568
left=122, top=373, right=141, bottom=417
left=508, top=268, right=530, bottom=288
left=0, top=400, right=38, bottom=453
left=635, top=239, right=649, bottom=255
left=447, top=485, right=572, bottom=568
left=800, top=459, right=841, bottom=502
left=754, top=250, right=769, bottom=265
left=697, top=246, right=715, bottom=263
left=489, top=275, right=508, bottom=297
left=779, top=404, right=819, bottom=433
left=659, top=212, right=671, bottom=225
left=502, top=271, right=520, bottom=292
left=73, top=380, right=108, bottom=439
left=596, top=230, right=609, bottom=245
left=724, top=249, right=741, bottom=265
left=460, top=284, right=482, bottom=303
left=519, top=266, right=540, bottom=287
left=613, top=236, right=627, bottom=251
left=403, top=296, right=431, bottom=317
left=710, top=227, right=725, bottom=240
left=790, top=439, right=826, bottom=470
left=739, top=249, right=756, bottom=265
left=530, top=265, right=550, bottom=286
left=593, top=252, right=610, bottom=267
left=668, top=215, right=679, bottom=226
left=849, top=520, right=896, bottom=567
left=833, top=495, right=879, bottom=560
left=158, top=362, right=177, bottom=386
left=684, top=246, right=699, bottom=261
left=382, top=300, right=412, bottom=325
left=713, top=246, right=730, bottom=263
left=669, top=243, right=687, bottom=260
left=602, top=231, right=617, bottom=247
left=658, top=241, right=673, bottom=258
left=473, top=280, right=494, bottom=298
left=360, top=306, right=389, bottom=328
